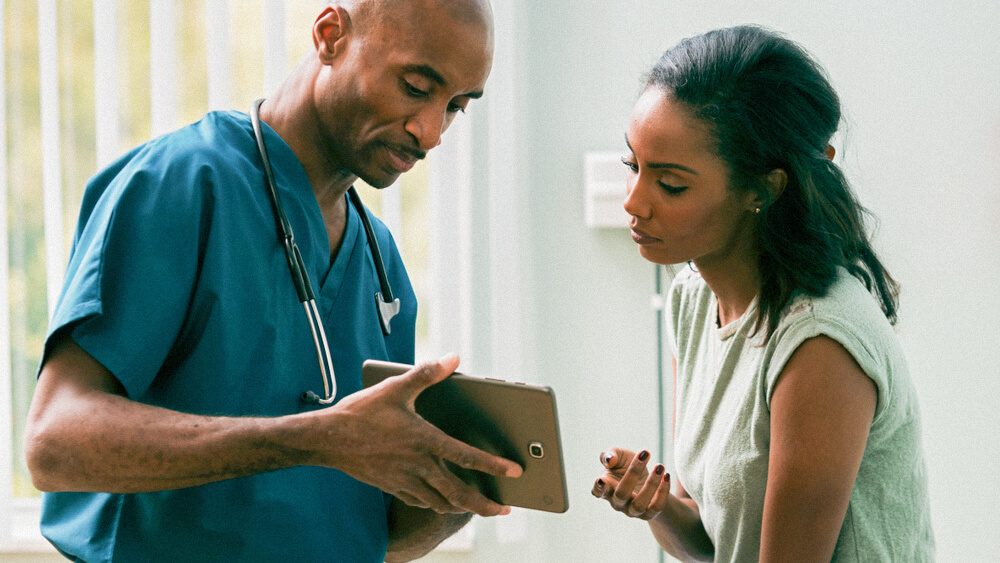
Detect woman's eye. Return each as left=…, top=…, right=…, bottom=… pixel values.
left=620, top=157, right=638, bottom=172
left=659, top=183, right=687, bottom=195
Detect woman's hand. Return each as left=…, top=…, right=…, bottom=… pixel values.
left=592, top=447, right=671, bottom=521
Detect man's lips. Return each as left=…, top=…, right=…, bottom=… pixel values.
left=385, top=145, right=423, bottom=173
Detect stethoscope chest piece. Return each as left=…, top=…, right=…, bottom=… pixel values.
left=376, top=292, right=400, bottom=335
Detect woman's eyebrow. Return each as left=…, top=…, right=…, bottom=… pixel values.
left=625, top=135, right=700, bottom=175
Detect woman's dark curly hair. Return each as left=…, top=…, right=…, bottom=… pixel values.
left=649, top=25, right=899, bottom=340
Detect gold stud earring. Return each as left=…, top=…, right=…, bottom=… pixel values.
left=754, top=207, right=761, bottom=214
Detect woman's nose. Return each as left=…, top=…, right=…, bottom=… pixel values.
left=623, top=177, right=651, bottom=219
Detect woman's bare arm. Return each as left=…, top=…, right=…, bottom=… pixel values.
left=760, top=335, right=876, bottom=562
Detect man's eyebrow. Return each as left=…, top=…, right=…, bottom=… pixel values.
left=403, top=64, right=483, bottom=99
left=624, top=135, right=700, bottom=176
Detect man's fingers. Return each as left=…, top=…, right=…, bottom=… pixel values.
left=422, top=463, right=508, bottom=517
left=393, top=491, right=430, bottom=509
left=396, top=355, right=460, bottom=398
left=436, top=433, right=523, bottom=478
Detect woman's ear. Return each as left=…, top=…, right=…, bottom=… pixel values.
left=313, top=6, right=352, bottom=64
left=747, top=169, right=787, bottom=213
left=764, top=168, right=787, bottom=202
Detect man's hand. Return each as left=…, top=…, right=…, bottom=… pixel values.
left=307, top=354, right=523, bottom=517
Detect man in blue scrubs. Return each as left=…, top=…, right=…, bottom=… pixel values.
left=23, top=1, right=521, bottom=561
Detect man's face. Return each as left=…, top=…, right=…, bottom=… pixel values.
left=315, top=2, right=494, bottom=188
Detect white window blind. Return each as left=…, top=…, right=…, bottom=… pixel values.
left=2, top=0, right=479, bottom=555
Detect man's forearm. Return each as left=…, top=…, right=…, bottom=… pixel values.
left=26, top=385, right=318, bottom=493
left=386, top=499, right=473, bottom=563
left=25, top=337, right=324, bottom=493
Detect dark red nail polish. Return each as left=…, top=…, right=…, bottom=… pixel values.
left=663, top=472, right=670, bottom=482
left=654, top=464, right=664, bottom=475
left=604, top=453, right=613, bottom=465
left=596, top=479, right=605, bottom=490
left=638, top=450, right=649, bottom=462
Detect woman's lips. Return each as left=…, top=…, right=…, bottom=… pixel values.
left=630, top=227, right=662, bottom=245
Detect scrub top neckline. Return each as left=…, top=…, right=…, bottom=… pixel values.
left=250, top=114, right=363, bottom=312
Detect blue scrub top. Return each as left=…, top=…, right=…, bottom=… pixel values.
left=40, top=111, right=417, bottom=562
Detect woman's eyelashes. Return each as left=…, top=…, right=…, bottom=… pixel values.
left=621, top=156, right=639, bottom=173
left=659, top=182, right=687, bottom=195
left=621, top=157, right=688, bottom=195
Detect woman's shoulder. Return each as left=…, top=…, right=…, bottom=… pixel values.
left=777, top=267, right=894, bottom=339
left=765, top=267, right=906, bottom=416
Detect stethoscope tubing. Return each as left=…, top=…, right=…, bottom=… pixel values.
left=250, top=98, right=397, bottom=405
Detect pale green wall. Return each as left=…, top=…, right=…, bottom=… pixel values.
left=433, top=0, right=1000, bottom=561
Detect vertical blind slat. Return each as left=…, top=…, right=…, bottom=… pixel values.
left=428, top=115, right=475, bottom=360
left=0, top=0, right=15, bottom=541
left=262, top=0, right=286, bottom=95
left=206, top=0, right=231, bottom=111
left=38, top=0, right=64, bottom=322
left=94, top=0, right=120, bottom=167
left=149, top=0, right=177, bottom=136
left=487, top=1, right=522, bottom=381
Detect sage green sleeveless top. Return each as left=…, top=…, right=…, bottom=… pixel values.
left=668, top=266, right=934, bottom=562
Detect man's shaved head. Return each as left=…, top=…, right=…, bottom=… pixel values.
left=333, top=0, right=493, bottom=35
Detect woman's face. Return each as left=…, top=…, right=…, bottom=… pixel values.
left=623, top=87, right=758, bottom=267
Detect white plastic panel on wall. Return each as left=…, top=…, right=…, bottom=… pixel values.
left=584, top=151, right=629, bottom=228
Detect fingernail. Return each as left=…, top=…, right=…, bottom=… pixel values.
left=596, top=479, right=605, bottom=490
left=506, top=464, right=523, bottom=478
left=638, top=450, right=649, bottom=462
left=663, top=472, right=670, bottom=483
left=440, top=352, right=459, bottom=364
left=601, top=451, right=613, bottom=466
left=500, top=506, right=511, bottom=516
left=654, top=464, right=664, bottom=475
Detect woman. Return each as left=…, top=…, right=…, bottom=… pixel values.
left=592, top=26, right=934, bottom=561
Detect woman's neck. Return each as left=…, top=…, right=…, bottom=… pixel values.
left=694, top=250, right=760, bottom=328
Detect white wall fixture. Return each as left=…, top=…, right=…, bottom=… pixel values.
left=584, top=151, right=629, bottom=228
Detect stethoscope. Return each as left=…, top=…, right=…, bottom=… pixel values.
left=250, top=98, right=400, bottom=405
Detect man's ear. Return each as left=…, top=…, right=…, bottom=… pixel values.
left=313, top=6, right=352, bottom=64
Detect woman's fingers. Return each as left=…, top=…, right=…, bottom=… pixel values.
left=591, top=474, right=620, bottom=499
left=627, top=463, right=664, bottom=515
left=611, top=449, right=650, bottom=511
left=642, top=470, right=671, bottom=520
left=600, top=447, right=636, bottom=475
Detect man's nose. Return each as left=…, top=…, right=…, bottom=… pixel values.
left=405, top=107, right=446, bottom=151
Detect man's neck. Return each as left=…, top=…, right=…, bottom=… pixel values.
left=256, top=60, right=357, bottom=203
left=256, top=60, right=356, bottom=262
